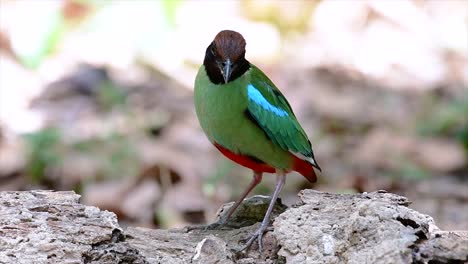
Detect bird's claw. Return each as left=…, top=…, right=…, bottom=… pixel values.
left=203, top=221, right=227, bottom=230
left=238, top=225, right=272, bottom=253
left=185, top=219, right=227, bottom=232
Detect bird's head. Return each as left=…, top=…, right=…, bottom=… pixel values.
left=204, top=30, right=250, bottom=84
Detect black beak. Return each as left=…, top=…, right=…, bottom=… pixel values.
left=221, top=59, right=232, bottom=84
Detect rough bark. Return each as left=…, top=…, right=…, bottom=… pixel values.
left=0, top=190, right=466, bottom=264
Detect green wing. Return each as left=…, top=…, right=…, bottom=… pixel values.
left=246, top=65, right=317, bottom=162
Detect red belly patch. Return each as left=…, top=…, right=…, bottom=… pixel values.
left=214, top=143, right=276, bottom=173
left=213, top=142, right=318, bottom=183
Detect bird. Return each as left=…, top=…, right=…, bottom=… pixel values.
left=194, top=30, right=321, bottom=252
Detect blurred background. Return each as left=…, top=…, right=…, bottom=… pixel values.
left=0, top=0, right=467, bottom=230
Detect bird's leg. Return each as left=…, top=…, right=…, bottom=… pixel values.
left=203, top=171, right=262, bottom=229
left=217, top=171, right=263, bottom=225
left=239, top=170, right=286, bottom=253
left=186, top=172, right=263, bottom=232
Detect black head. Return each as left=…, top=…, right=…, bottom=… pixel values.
left=203, top=30, right=250, bottom=84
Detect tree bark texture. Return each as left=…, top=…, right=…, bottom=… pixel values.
left=0, top=190, right=466, bottom=264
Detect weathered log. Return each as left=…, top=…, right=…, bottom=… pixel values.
left=0, top=190, right=466, bottom=264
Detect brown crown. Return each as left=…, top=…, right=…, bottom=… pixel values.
left=213, top=30, right=246, bottom=62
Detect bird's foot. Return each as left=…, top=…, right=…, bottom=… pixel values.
left=185, top=218, right=228, bottom=232
left=202, top=220, right=228, bottom=230
left=238, top=225, right=273, bottom=253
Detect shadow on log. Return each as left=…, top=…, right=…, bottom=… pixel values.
left=0, top=190, right=466, bottom=264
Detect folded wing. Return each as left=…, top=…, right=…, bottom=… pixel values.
left=245, top=66, right=320, bottom=172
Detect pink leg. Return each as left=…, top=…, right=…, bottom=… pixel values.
left=239, top=169, right=286, bottom=252
left=218, top=171, right=263, bottom=224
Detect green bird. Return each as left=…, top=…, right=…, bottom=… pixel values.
left=194, top=30, right=321, bottom=251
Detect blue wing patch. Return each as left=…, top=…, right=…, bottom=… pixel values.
left=247, top=84, right=288, bottom=117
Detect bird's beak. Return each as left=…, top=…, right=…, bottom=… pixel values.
left=221, top=59, right=232, bottom=84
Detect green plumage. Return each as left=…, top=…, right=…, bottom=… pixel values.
left=194, top=64, right=314, bottom=169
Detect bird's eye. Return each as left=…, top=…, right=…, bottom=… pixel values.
left=210, top=45, right=217, bottom=56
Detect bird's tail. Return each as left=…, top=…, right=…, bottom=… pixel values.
left=292, top=156, right=318, bottom=183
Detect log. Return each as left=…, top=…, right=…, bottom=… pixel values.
left=0, top=190, right=466, bottom=264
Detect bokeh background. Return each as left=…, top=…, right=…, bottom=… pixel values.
left=1, top=0, right=467, bottom=230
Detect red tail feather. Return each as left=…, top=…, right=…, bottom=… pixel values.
left=292, top=156, right=317, bottom=183
left=214, top=142, right=318, bottom=182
